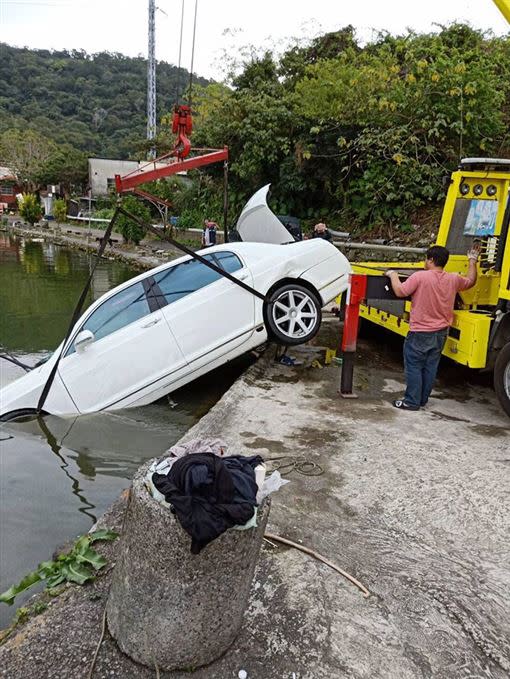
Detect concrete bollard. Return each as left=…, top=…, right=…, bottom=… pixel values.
left=106, top=461, right=270, bottom=671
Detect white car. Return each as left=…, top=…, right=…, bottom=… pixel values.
left=1, top=188, right=351, bottom=419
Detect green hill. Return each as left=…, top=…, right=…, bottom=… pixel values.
left=0, top=43, right=210, bottom=159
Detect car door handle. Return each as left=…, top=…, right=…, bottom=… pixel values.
left=141, top=317, right=161, bottom=328
left=238, top=272, right=249, bottom=280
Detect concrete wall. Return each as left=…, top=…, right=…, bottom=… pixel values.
left=88, top=158, right=139, bottom=196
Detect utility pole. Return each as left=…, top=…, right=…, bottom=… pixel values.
left=147, top=0, right=157, bottom=159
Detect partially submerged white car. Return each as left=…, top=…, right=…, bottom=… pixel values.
left=1, top=187, right=351, bottom=419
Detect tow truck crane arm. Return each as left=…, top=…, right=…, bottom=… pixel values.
left=114, top=102, right=228, bottom=194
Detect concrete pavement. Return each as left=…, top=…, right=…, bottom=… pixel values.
left=1, top=317, right=509, bottom=678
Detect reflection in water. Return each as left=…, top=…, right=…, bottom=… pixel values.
left=0, top=232, right=134, bottom=351
left=36, top=416, right=97, bottom=522
left=0, top=233, right=254, bottom=627
left=0, top=353, right=253, bottom=628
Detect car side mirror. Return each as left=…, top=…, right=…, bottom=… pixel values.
left=74, top=329, right=95, bottom=352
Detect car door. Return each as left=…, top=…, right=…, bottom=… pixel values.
left=58, top=279, right=187, bottom=412
left=152, top=251, right=256, bottom=371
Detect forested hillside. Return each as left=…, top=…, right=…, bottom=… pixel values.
left=0, top=44, right=208, bottom=158
left=1, top=25, right=509, bottom=234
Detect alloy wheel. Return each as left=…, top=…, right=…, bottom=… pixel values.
left=271, top=289, right=318, bottom=340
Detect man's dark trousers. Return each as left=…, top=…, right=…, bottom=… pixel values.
left=403, top=329, right=448, bottom=408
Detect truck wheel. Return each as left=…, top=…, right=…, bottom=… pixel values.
left=265, top=283, right=322, bottom=346
left=494, top=342, right=510, bottom=418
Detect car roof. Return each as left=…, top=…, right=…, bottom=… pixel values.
left=80, top=239, right=329, bottom=320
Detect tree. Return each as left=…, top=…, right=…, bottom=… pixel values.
left=294, top=24, right=509, bottom=226
left=53, top=198, right=67, bottom=226
left=18, top=193, right=42, bottom=226
left=35, top=145, right=88, bottom=193
left=0, top=129, right=56, bottom=190
left=115, top=195, right=151, bottom=245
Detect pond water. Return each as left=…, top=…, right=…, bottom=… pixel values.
left=0, top=232, right=251, bottom=626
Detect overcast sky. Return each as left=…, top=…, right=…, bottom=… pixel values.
left=0, top=0, right=508, bottom=81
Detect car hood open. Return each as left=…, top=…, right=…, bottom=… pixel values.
left=236, top=184, right=294, bottom=245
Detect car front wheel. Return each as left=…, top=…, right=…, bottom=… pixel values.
left=494, top=342, right=510, bottom=418
left=265, top=283, right=322, bottom=346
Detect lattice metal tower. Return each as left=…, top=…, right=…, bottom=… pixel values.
left=147, top=0, right=157, bottom=157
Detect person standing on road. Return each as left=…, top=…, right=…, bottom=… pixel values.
left=202, top=220, right=218, bottom=248
left=386, top=244, right=480, bottom=411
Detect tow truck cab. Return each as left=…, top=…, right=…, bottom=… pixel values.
left=353, top=158, right=510, bottom=417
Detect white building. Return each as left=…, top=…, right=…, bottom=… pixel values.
left=88, top=158, right=187, bottom=196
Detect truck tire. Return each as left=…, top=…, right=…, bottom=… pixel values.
left=494, top=342, right=510, bottom=418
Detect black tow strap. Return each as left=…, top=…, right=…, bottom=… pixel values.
left=36, top=204, right=269, bottom=414
left=36, top=208, right=120, bottom=413
left=117, top=207, right=267, bottom=302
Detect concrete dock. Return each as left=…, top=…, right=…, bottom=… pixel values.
left=1, top=317, right=509, bottom=678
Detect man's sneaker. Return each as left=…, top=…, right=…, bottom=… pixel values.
left=393, top=399, right=420, bottom=411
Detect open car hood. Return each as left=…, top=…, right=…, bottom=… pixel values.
left=236, top=184, right=294, bottom=244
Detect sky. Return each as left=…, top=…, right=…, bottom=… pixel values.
left=0, top=0, right=508, bottom=81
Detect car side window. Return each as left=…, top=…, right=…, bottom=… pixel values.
left=65, top=282, right=150, bottom=356
left=153, top=252, right=242, bottom=306
left=204, top=251, right=243, bottom=274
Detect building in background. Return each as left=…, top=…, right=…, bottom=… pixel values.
left=88, top=158, right=187, bottom=197
left=0, top=166, right=21, bottom=212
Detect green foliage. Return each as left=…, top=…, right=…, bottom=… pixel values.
left=0, top=43, right=210, bottom=159
left=93, top=207, right=115, bottom=220
left=0, top=529, right=118, bottom=606
left=18, top=193, right=42, bottom=226
left=53, top=198, right=67, bottom=224
left=0, top=128, right=56, bottom=190
left=35, top=145, right=88, bottom=193
left=192, top=24, right=510, bottom=230
left=116, top=195, right=151, bottom=244
left=294, top=24, right=509, bottom=226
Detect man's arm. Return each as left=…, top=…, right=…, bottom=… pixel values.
left=463, top=245, right=480, bottom=289
left=385, top=270, right=407, bottom=298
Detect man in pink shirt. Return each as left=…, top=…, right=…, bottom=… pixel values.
left=386, top=244, right=479, bottom=410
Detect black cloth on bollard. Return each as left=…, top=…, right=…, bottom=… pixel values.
left=152, top=453, right=263, bottom=553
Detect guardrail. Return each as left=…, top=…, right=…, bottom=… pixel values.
left=333, top=241, right=427, bottom=255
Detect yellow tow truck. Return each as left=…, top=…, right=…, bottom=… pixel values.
left=353, top=158, right=510, bottom=417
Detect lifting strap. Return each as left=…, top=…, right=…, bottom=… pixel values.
left=117, top=206, right=267, bottom=302
left=36, top=204, right=268, bottom=414
left=36, top=209, right=120, bottom=413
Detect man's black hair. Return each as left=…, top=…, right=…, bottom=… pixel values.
left=426, top=245, right=449, bottom=268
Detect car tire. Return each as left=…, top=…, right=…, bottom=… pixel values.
left=0, top=408, right=45, bottom=423
left=494, top=341, right=510, bottom=418
left=265, top=283, right=322, bottom=346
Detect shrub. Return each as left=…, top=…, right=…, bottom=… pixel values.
left=116, top=195, right=151, bottom=245
left=53, top=198, right=67, bottom=225
left=18, top=194, right=42, bottom=226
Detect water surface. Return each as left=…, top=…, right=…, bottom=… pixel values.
left=0, top=232, right=250, bottom=626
